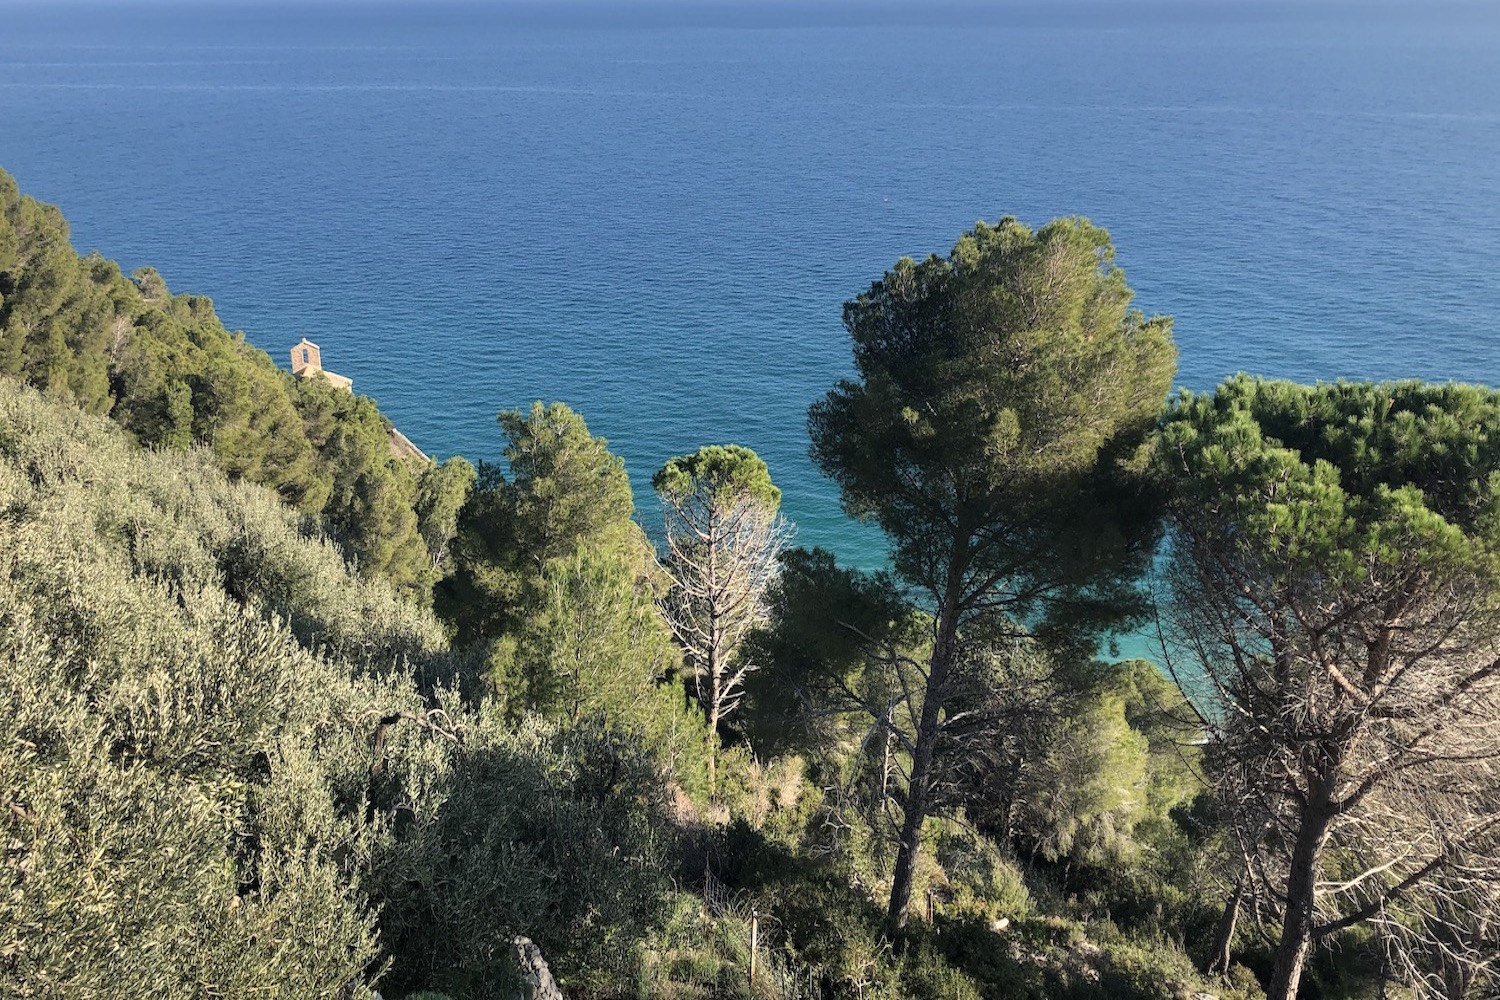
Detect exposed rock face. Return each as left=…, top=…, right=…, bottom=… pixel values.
left=513, top=936, right=565, bottom=1000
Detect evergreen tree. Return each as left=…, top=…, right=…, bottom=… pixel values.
left=0, top=167, right=443, bottom=599
left=1157, top=377, right=1500, bottom=1000
left=496, top=543, right=675, bottom=724
left=415, top=454, right=478, bottom=572
left=441, top=401, right=643, bottom=642
left=808, top=216, right=1176, bottom=928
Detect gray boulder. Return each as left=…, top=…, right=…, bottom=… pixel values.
left=513, top=936, right=565, bottom=1000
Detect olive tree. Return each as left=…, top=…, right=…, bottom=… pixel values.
left=808, top=216, right=1176, bottom=928
left=1157, top=377, right=1500, bottom=1000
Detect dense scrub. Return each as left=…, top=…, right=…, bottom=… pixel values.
left=0, top=382, right=676, bottom=998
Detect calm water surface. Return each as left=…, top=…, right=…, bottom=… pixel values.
left=3, top=1, right=1498, bottom=614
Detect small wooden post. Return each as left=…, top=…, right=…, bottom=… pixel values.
left=749, top=908, right=759, bottom=985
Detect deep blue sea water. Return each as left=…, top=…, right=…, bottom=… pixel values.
left=3, top=1, right=1499, bottom=622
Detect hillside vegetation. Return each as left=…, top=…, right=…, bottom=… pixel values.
left=4, top=173, right=1499, bottom=1000
left=0, top=168, right=474, bottom=597
left=0, top=378, right=687, bottom=998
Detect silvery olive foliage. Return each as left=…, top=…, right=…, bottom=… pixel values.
left=0, top=382, right=674, bottom=999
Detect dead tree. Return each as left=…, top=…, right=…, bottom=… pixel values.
left=654, top=445, right=791, bottom=789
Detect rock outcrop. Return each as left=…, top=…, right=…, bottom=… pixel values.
left=513, top=936, right=564, bottom=1000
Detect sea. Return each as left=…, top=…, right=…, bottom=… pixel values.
left=3, top=0, right=1499, bottom=657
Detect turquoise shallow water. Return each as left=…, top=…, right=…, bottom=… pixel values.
left=3, top=1, right=1499, bottom=641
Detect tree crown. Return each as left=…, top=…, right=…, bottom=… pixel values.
left=500, top=400, right=637, bottom=565
left=809, top=215, right=1176, bottom=642
left=652, top=443, right=781, bottom=511
left=1158, top=376, right=1500, bottom=592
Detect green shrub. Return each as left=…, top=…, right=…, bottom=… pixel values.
left=0, top=380, right=415, bottom=997
left=0, top=382, right=675, bottom=999
left=369, top=714, right=678, bottom=1000
left=932, top=824, right=1033, bottom=922
left=900, top=942, right=985, bottom=1000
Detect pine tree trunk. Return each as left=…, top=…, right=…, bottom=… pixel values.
left=887, top=703, right=938, bottom=930
left=886, top=609, right=957, bottom=931
left=1207, top=869, right=1246, bottom=975
left=707, top=698, right=720, bottom=796
left=1267, top=803, right=1333, bottom=1000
